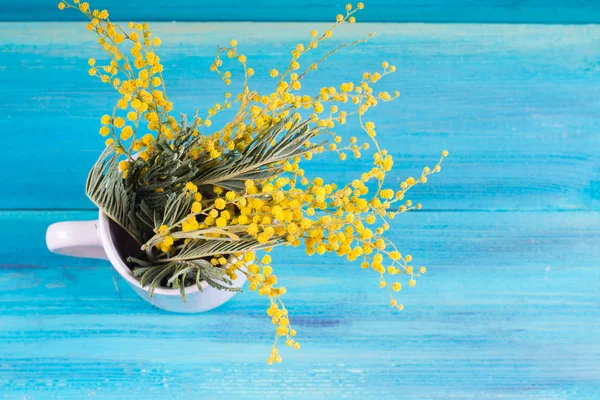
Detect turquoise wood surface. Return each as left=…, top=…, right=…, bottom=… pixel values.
left=3, top=0, right=600, bottom=23
left=1, top=23, right=599, bottom=211
left=1, top=210, right=599, bottom=398
left=0, top=10, right=599, bottom=400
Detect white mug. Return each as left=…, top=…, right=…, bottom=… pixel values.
left=46, top=210, right=246, bottom=313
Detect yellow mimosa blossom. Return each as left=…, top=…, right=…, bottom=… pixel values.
left=185, top=182, right=198, bottom=193
left=60, top=0, right=449, bottom=365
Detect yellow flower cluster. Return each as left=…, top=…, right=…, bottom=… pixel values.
left=59, top=0, right=171, bottom=164
left=61, top=1, right=449, bottom=363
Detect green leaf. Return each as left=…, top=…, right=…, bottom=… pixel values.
left=194, top=118, right=323, bottom=191
left=85, top=148, right=143, bottom=244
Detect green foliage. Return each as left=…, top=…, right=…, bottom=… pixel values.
left=86, top=147, right=145, bottom=243
left=194, top=119, right=319, bottom=191
left=129, top=257, right=240, bottom=300
left=85, top=116, right=320, bottom=299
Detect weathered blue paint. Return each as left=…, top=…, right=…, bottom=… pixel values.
left=0, top=210, right=599, bottom=398
left=0, top=16, right=599, bottom=400
left=1, top=23, right=599, bottom=211
left=2, top=0, right=600, bottom=23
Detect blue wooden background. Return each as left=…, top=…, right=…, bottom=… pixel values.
left=4, top=0, right=600, bottom=23
left=1, top=1, right=599, bottom=399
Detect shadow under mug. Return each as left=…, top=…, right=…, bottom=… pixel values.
left=46, top=210, right=246, bottom=313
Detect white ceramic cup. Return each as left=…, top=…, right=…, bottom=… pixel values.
left=46, top=210, right=246, bottom=313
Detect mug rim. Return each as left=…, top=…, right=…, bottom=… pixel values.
left=97, top=210, right=210, bottom=296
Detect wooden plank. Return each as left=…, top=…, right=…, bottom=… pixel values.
left=3, top=0, right=600, bottom=23
left=0, top=210, right=598, bottom=398
left=1, top=23, right=599, bottom=211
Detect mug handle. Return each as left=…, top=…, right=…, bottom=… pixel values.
left=46, top=220, right=108, bottom=260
